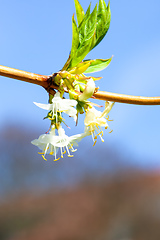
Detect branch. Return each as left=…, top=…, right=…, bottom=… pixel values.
left=93, top=91, right=160, bottom=105
left=0, top=65, right=49, bottom=88
left=0, top=65, right=160, bottom=105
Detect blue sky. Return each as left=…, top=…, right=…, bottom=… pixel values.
left=0, top=0, right=160, bottom=168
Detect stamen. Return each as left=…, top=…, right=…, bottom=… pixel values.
left=42, top=155, right=47, bottom=161
left=100, top=127, right=104, bottom=136
left=105, top=116, right=113, bottom=122
left=44, top=143, right=49, bottom=155
left=93, top=140, right=97, bottom=146
left=66, top=146, right=70, bottom=155
left=71, top=149, right=77, bottom=152
left=52, top=106, right=54, bottom=116
left=69, top=144, right=73, bottom=150
left=99, top=134, right=104, bottom=142
left=90, top=126, right=96, bottom=142
left=59, top=116, right=65, bottom=120
left=55, top=103, right=57, bottom=123
left=91, top=132, right=95, bottom=142
left=69, top=144, right=77, bottom=152
left=95, top=126, right=101, bottom=136
left=59, top=112, right=65, bottom=121
left=54, top=146, right=57, bottom=160
left=49, top=152, right=54, bottom=155
left=97, top=131, right=102, bottom=136
left=94, top=125, right=104, bottom=142
left=38, top=152, right=44, bottom=155
left=60, top=147, right=63, bottom=158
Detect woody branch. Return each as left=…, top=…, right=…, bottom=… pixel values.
left=0, top=64, right=160, bottom=106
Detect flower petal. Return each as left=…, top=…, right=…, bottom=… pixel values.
left=33, top=102, right=52, bottom=111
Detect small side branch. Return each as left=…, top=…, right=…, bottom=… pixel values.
left=0, top=65, right=160, bottom=105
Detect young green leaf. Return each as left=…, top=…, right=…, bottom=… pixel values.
left=84, top=57, right=112, bottom=73
left=78, top=3, right=91, bottom=35
left=70, top=5, right=97, bottom=68
left=63, top=0, right=111, bottom=71
left=78, top=4, right=96, bottom=46
left=71, top=43, right=91, bottom=68
left=70, top=15, right=79, bottom=60
left=74, top=0, right=85, bottom=26
left=69, top=61, right=92, bottom=74
left=91, top=0, right=111, bottom=49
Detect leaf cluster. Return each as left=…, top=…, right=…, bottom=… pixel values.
left=63, top=0, right=111, bottom=72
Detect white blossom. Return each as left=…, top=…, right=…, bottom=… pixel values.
left=84, top=101, right=114, bottom=145
left=31, top=125, right=88, bottom=161
left=34, top=92, right=77, bottom=122
left=31, top=126, right=59, bottom=161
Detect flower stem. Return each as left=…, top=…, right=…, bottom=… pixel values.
left=0, top=64, right=160, bottom=105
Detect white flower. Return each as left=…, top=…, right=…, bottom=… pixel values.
left=55, top=126, right=88, bottom=158
left=84, top=101, right=114, bottom=145
left=31, top=126, right=59, bottom=161
left=34, top=92, right=77, bottom=122
left=78, top=78, right=95, bottom=101
left=31, top=125, right=87, bottom=161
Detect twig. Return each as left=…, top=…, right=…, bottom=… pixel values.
left=0, top=65, right=160, bottom=105
left=93, top=91, right=160, bottom=105
left=0, top=65, right=49, bottom=88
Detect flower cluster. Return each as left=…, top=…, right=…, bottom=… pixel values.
left=32, top=78, right=114, bottom=161
left=31, top=0, right=114, bottom=161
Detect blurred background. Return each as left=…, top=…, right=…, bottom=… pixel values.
left=0, top=0, right=160, bottom=239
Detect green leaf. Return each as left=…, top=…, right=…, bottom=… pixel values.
left=70, top=15, right=79, bottom=60
left=63, top=0, right=111, bottom=70
left=71, top=43, right=91, bottom=68
left=70, top=5, right=97, bottom=68
left=74, top=0, right=85, bottom=26
left=84, top=57, right=112, bottom=73
left=78, top=3, right=91, bottom=35
left=79, top=4, right=97, bottom=46
left=91, top=0, right=111, bottom=49
left=68, top=61, right=92, bottom=74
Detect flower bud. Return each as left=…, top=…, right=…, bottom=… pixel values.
left=78, top=78, right=95, bottom=101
